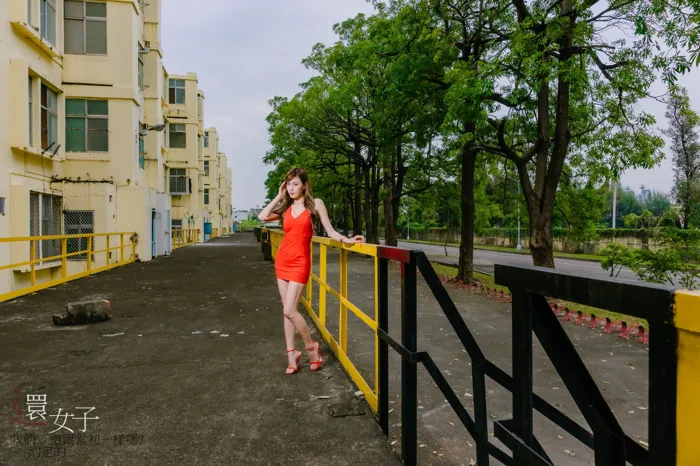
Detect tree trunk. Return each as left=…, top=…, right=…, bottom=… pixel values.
left=363, top=164, right=372, bottom=241
left=390, top=142, right=404, bottom=245
left=354, top=162, right=362, bottom=236
left=528, top=208, right=555, bottom=268
left=371, top=164, right=380, bottom=243
left=683, top=188, right=691, bottom=229
left=343, top=191, right=350, bottom=236
left=526, top=0, right=572, bottom=269
left=458, top=143, right=476, bottom=283
left=383, top=152, right=397, bottom=246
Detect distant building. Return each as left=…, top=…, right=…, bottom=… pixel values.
left=233, top=209, right=249, bottom=224
left=248, top=207, right=263, bottom=220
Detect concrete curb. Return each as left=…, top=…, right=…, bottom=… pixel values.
left=386, top=238, right=604, bottom=263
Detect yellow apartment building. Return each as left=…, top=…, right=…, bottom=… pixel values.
left=200, top=130, right=233, bottom=238
left=224, top=166, right=232, bottom=233
left=1, top=0, right=68, bottom=296
left=217, top=153, right=231, bottom=235
left=201, top=127, right=221, bottom=238
left=164, top=72, right=206, bottom=237
left=1, top=0, right=233, bottom=298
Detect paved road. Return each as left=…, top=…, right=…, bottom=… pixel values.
left=383, top=240, right=642, bottom=282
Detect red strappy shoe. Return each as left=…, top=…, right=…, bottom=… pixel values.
left=306, top=341, right=323, bottom=371
left=286, top=348, right=301, bottom=375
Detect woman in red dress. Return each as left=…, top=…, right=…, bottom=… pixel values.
left=258, top=168, right=365, bottom=375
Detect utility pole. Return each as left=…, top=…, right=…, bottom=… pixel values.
left=612, top=182, right=617, bottom=229
left=505, top=170, right=522, bottom=251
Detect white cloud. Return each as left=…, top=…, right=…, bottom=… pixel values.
left=162, top=0, right=375, bottom=210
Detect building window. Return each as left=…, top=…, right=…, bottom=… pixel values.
left=29, top=192, right=61, bottom=262
left=168, top=79, right=185, bottom=104
left=64, top=1, right=107, bottom=55
left=169, top=168, right=189, bottom=194
left=203, top=161, right=209, bottom=176
left=64, top=211, right=94, bottom=261
left=0, top=197, right=5, bottom=216
left=204, top=189, right=209, bottom=205
left=204, top=132, right=209, bottom=148
left=138, top=55, right=144, bottom=87
left=66, top=99, right=108, bottom=152
left=28, top=76, right=34, bottom=147
left=169, top=123, right=186, bottom=148
left=40, top=0, right=56, bottom=46
left=139, top=136, right=145, bottom=169
left=27, top=0, right=32, bottom=25
left=171, top=219, right=182, bottom=230
left=41, top=84, right=58, bottom=151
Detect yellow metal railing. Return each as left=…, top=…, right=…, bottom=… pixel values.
left=675, top=290, right=700, bottom=463
left=0, top=232, right=137, bottom=303
left=172, top=229, right=200, bottom=249
left=266, top=228, right=381, bottom=412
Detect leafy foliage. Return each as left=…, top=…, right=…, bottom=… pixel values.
left=600, top=229, right=700, bottom=288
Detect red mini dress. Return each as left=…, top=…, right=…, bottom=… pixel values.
left=275, top=206, right=313, bottom=284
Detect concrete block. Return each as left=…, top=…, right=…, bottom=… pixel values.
left=53, top=300, right=112, bottom=326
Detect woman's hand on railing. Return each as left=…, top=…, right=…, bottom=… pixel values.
left=341, top=235, right=366, bottom=245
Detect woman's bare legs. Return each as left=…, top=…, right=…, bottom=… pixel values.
left=277, top=279, right=299, bottom=369
left=277, top=279, right=320, bottom=368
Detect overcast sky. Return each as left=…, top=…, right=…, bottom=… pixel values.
left=162, top=1, right=699, bottom=211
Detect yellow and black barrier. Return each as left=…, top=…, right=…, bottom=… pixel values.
left=0, top=232, right=137, bottom=303
left=259, top=226, right=700, bottom=466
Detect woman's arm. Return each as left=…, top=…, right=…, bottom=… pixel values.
left=258, top=183, right=285, bottom=222
left=315, top=199, right=365, bottom=244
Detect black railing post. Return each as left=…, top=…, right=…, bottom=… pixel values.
left=512, top=290, right=534, bottom=465
left=472, top=368, right=490, bottom=465
left=378, top=257, right=389, bottom=437
left=648, top=321, right=678, bottom=466
left=401, top=253, right=417, bottom=466
left=261, top=231, right=272, bottom=261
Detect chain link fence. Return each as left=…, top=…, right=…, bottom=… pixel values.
left=64, top=210, right=94, bottom=261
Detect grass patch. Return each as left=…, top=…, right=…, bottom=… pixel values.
left=429, top=261, right=647, bottom=328
left=401, top=238, right=604, bottom=262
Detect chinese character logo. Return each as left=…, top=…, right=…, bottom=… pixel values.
left=9, top=389, right=99, bottom=432
left=10, top=389, right=48, bottom=427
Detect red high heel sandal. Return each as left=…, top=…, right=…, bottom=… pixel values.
left=286, top=348, right=301, bottom=375
left=306, top=341, right=323, bottom=371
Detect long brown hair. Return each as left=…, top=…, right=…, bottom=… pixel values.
left=272, top=168, right=319, bottom=223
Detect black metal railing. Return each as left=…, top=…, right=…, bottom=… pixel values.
left=375, top=248, right=677, bottom=466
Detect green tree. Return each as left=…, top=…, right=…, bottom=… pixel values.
left=556, top=182, right=607, bottom=244
left=468, top=0, right=699, bottom=267
left=644, top=190, right=672, bottom=218
left=664, top=86, right=700, bottom=229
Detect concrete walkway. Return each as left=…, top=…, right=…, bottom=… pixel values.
left=0, top=233, right=400, bottom=466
